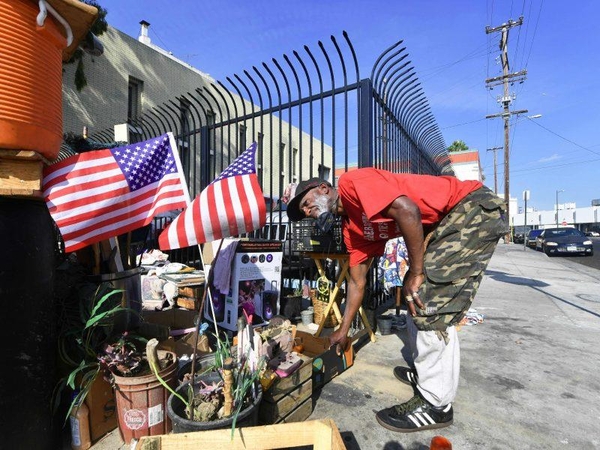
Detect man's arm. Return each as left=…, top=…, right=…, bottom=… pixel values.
left=384, top=196, right=426, bottom=315
left=328, top=259, right=371, bottom=350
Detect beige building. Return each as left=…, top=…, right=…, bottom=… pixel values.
left=62, top=21, right=332, bottom=197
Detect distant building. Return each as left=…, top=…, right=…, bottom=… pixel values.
left=448, top=149, right=483, bottom=182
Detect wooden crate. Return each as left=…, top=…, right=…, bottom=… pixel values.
left=263, top=354, right=312, bottom=401
left=178, top=286, right=203, bottom=298
left=135, top=418, right=345, bottom=450
left=176, top=295, right=199, bottom=310
left=259, top=354, right=313, bottom=425
left=259, top=378, right=313, bottom=425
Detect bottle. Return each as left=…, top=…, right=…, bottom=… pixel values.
left=70, top=390, right=91, bottom=450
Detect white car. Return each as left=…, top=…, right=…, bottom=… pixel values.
left=585, top=231, right=600, bottom=237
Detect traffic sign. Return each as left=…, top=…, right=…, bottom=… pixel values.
left=561, top=221, right=567, bottom=226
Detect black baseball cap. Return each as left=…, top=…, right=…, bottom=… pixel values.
left=286, top=178, right=330, bottom=222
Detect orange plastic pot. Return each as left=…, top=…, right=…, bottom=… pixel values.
left=0, top=0, right=67, bottom=160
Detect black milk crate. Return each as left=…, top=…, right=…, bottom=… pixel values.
left=290, top=218, right=346, bottom=254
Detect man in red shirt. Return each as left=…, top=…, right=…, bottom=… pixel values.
left=286, top=168, right=507, bottom=432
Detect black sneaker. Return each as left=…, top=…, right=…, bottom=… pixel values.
left=393, top=366, right=418, bottom=386
left=375, top=395, right=453, bottom=433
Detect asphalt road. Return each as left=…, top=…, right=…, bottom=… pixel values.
left=523, top=236, right=600, bottom=270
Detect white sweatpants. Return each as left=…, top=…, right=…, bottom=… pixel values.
left=406, top=314, right=460, bottom=407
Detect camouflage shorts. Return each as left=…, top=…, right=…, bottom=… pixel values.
left=411, top=186, right=508, bottom=332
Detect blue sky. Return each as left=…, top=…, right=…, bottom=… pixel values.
left=98, top=0, right=599, bottom=211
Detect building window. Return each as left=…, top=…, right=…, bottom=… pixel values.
left=128, top=77, right=143, bottom=121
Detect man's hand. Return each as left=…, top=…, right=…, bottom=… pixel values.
left=328, top=327, right=349, bottom=355
left=402, top=271, right=425, bottom=316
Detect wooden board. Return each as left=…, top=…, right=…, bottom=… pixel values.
left=278, top=397, right=313, bottom=424
left=263, top=354, right=312, bottom=402
left=259, top=378, right=312, bottom=424
left=176, top=295, right=199, bottom=310
left=135, top=418, right=346, bottom=450
left=178, top=286, right=203, bottom=298
left=0, top=150, right=44, bottom=197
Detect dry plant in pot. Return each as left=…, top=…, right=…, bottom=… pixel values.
left=167, top=322, right=265, bottom=435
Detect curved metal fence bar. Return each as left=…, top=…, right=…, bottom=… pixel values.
left=206, top=83, right=233, bottom=169
left=370, top=41, right=451, bottom=176
left=371, top=39, right=404, bottom=86
left=82, top=32, right=455, bottom=307
left=309, top=42, right=327, bottom=177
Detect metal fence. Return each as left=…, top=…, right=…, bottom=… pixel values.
left=91, top=32, right=452, bottom=310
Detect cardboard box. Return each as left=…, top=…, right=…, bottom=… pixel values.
left=204, top=240, right=283, bottom=331
left=141, top=309, right=211, bottom=357
left=141, top=308, right=197, bottom=330
left=294, top=331, right=354, bottom=388
left=85, top=375, right=117, bottom=442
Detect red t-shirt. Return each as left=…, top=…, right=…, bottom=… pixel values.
left=338, top=168, right=482, bottom=266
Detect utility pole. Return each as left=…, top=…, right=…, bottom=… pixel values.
left=486, top=146, right=502, bottom=195
left=485, top=16, right=527, bottom=243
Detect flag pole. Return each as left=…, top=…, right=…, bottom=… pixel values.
left=167, top=133, right=225, bottom=394
left=188, top=238, right=224, bottom=389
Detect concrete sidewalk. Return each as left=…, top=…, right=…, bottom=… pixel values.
left=90, top=244, right=600, bottom=449
left=310, top=244, right=600, bottom=449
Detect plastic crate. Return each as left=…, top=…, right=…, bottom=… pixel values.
left=291, top=219, right=346, bottom=254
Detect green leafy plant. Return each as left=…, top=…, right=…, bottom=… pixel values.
left=53, top=283, right=140, bottom=422
left=64, top=0, right=109, bottom=91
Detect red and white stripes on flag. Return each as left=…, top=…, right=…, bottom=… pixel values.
left=158, top=142, right=266, bottom=249
left=43, top=132, right=190, bottom=253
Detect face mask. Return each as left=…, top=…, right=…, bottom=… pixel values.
left=316, top=211, right=335, bottom=233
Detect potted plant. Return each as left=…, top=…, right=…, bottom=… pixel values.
left=167, top=325, right=264, bottom=434
left=97, top=333, right=178, bottom=444
left=54, top=283, right=133, bottom=424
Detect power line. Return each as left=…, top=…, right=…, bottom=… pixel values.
left=523, top=0, right=544, bottom=70
left=439, top=117, right=487, bottom=130
left=525, top=117, right=600, bottom=157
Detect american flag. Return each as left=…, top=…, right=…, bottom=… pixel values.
left=158, top=142, right=266, bottom=249
left=43, top=132, right=190, bottom=253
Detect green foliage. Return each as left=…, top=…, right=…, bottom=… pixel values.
left=53, top=283, right=140, bottom=422
left=447, top=140, right=469, bottom=152
left=64, top=1, right=109, bottom=91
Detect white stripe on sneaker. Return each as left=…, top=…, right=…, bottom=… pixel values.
left=408, top=412, right=435, bottom=427
left=422, top=412, right=436, bottom=424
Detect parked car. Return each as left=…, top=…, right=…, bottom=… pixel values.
left=525, top=229, right=543, bottom=249
left=584, top=230, right=600, bottom=237
left=535, top=228, right=593, bottom=256
left=513, top=233, right=525, bottom=244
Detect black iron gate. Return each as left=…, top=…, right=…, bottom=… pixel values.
left=91, top=31, right=452, bottom=309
